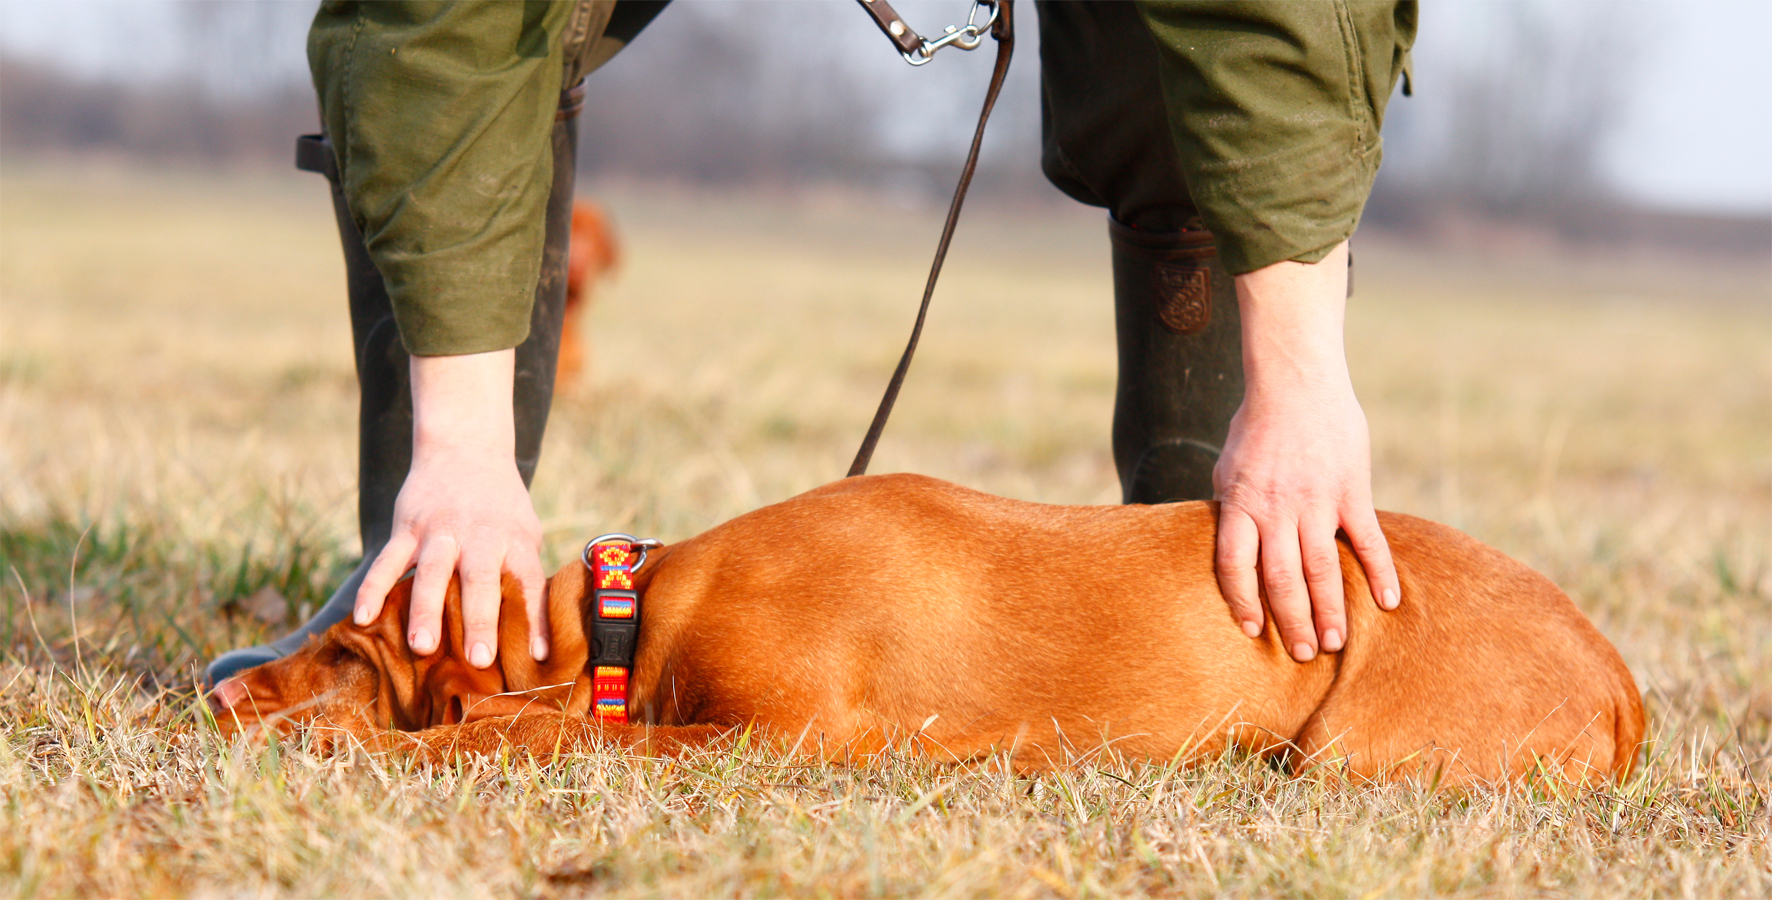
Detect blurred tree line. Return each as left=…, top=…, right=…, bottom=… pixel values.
left=1364, top=1, right=1767, bottom=255
left=2, top=1, right=1763, bottom=254
left=0, top=2, right=1045, bottom=193
left=0, top=1, right=316, bottom=165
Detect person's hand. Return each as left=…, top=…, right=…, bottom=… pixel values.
left=1214, top=242, right=1400, bottom=662
left=350, top=348, right=549, bottom=668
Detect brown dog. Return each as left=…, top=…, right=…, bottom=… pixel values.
left=555, top=200, right=620, bottom=389
left=211, top=474, right=1643, bottom=785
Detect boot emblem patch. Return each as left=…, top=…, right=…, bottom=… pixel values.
left=1154, top=265, right=1211, bottom=335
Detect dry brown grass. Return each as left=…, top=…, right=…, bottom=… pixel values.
left=2, top=161, right=1768, bottom=897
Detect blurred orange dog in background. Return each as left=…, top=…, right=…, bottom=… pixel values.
left=556, top=200, right=620, bottom=388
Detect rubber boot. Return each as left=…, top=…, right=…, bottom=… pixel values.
left=204, top=88, right=582, bottom=686
left=1109, top=217, right=1244, bottom=505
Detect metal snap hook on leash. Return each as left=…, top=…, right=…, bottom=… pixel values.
left=903, top=0, right=1000, bottom=65
left=584, top=533, right=666, bottom=574
left=858, top=0, right=1000, bottom=67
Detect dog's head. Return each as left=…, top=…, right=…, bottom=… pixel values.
left=207, top=618, right=386, bottom=747
left=209, top=562, right=618, bottom=745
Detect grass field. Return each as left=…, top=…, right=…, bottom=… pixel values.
left=2, top=161, right=1769, bottom=897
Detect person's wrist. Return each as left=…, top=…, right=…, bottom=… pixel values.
left=1234, top=243, right=1351, bottom=397
left=409, top=349, right=518, bottom=463
left=411, top=418, right=514, bottom=461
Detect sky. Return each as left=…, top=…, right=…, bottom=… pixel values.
left=1, top=0, right=1767, bottom=216
left=1595, top=3, right=1771, bottom=213
left=1403, top=0, right=1772, bottom=215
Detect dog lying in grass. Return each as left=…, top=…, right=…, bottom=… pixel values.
left=210, top=474, right=1644, bottom=785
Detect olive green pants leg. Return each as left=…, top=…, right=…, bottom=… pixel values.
left=204, top=94, right=580, bottom=687
left=1036, top=0, right=1244, bottom=505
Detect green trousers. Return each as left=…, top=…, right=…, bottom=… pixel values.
left=1036, top=0, right=1203, bottom=231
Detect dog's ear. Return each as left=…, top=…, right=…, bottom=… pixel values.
left=332, top=573, right=430, bottom=730
left=549, top=562, right=592, bottom=671
left=495, top=570, right=538, bottom=686
left=552, top=560, right=590, bottom=623
left=422, top=657, right=513, bottom=725
left=480, top=561, right=599, bottom=714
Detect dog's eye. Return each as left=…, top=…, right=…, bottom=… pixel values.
left=315, top=642, right=359, bottom=666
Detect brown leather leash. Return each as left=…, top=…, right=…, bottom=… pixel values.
left=847, top=0, right=1015, bottom=477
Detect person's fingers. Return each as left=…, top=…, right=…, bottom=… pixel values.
left=512, top=548, right=549, bottom=662
left=1214, top=507, right=1265, bottom=638
left=457, top=544, right=503, bottom=669
left=407, top=533, right=458, bottom=656
left=1342, top=505, right=1400, bottom=611
left=1258, top=520, right=1317, bottom=662
left=1299, top=513, right=1348, bottom=653
left=355, top=531, right=417, bottom=626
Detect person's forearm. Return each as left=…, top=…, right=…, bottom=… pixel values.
left=1134, top=1, right=1414, bottom=275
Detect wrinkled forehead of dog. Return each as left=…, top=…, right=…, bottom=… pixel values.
left=210, top=628, right=379, bottom=730
left=308, top=628, right=384, bottom=677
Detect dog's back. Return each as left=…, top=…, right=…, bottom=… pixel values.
left=629, top=474, right=1643, bottom=783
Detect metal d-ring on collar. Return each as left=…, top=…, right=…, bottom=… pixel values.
left=583, top=533, right=665, bottom=574
left=857, top=0, right=1000, bottom=66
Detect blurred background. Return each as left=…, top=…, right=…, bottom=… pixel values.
left=2, top=0, right=1768, bottom=244
left=2, top=0, right=1768, bottom=545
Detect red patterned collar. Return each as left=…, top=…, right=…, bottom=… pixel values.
left=582, top=534, right=662, bottom=724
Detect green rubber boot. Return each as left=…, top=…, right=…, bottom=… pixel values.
left=1109, top=217, right=1245, bottom=505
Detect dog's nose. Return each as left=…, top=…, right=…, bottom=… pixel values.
left=208, top=676, right=248, bottom=714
